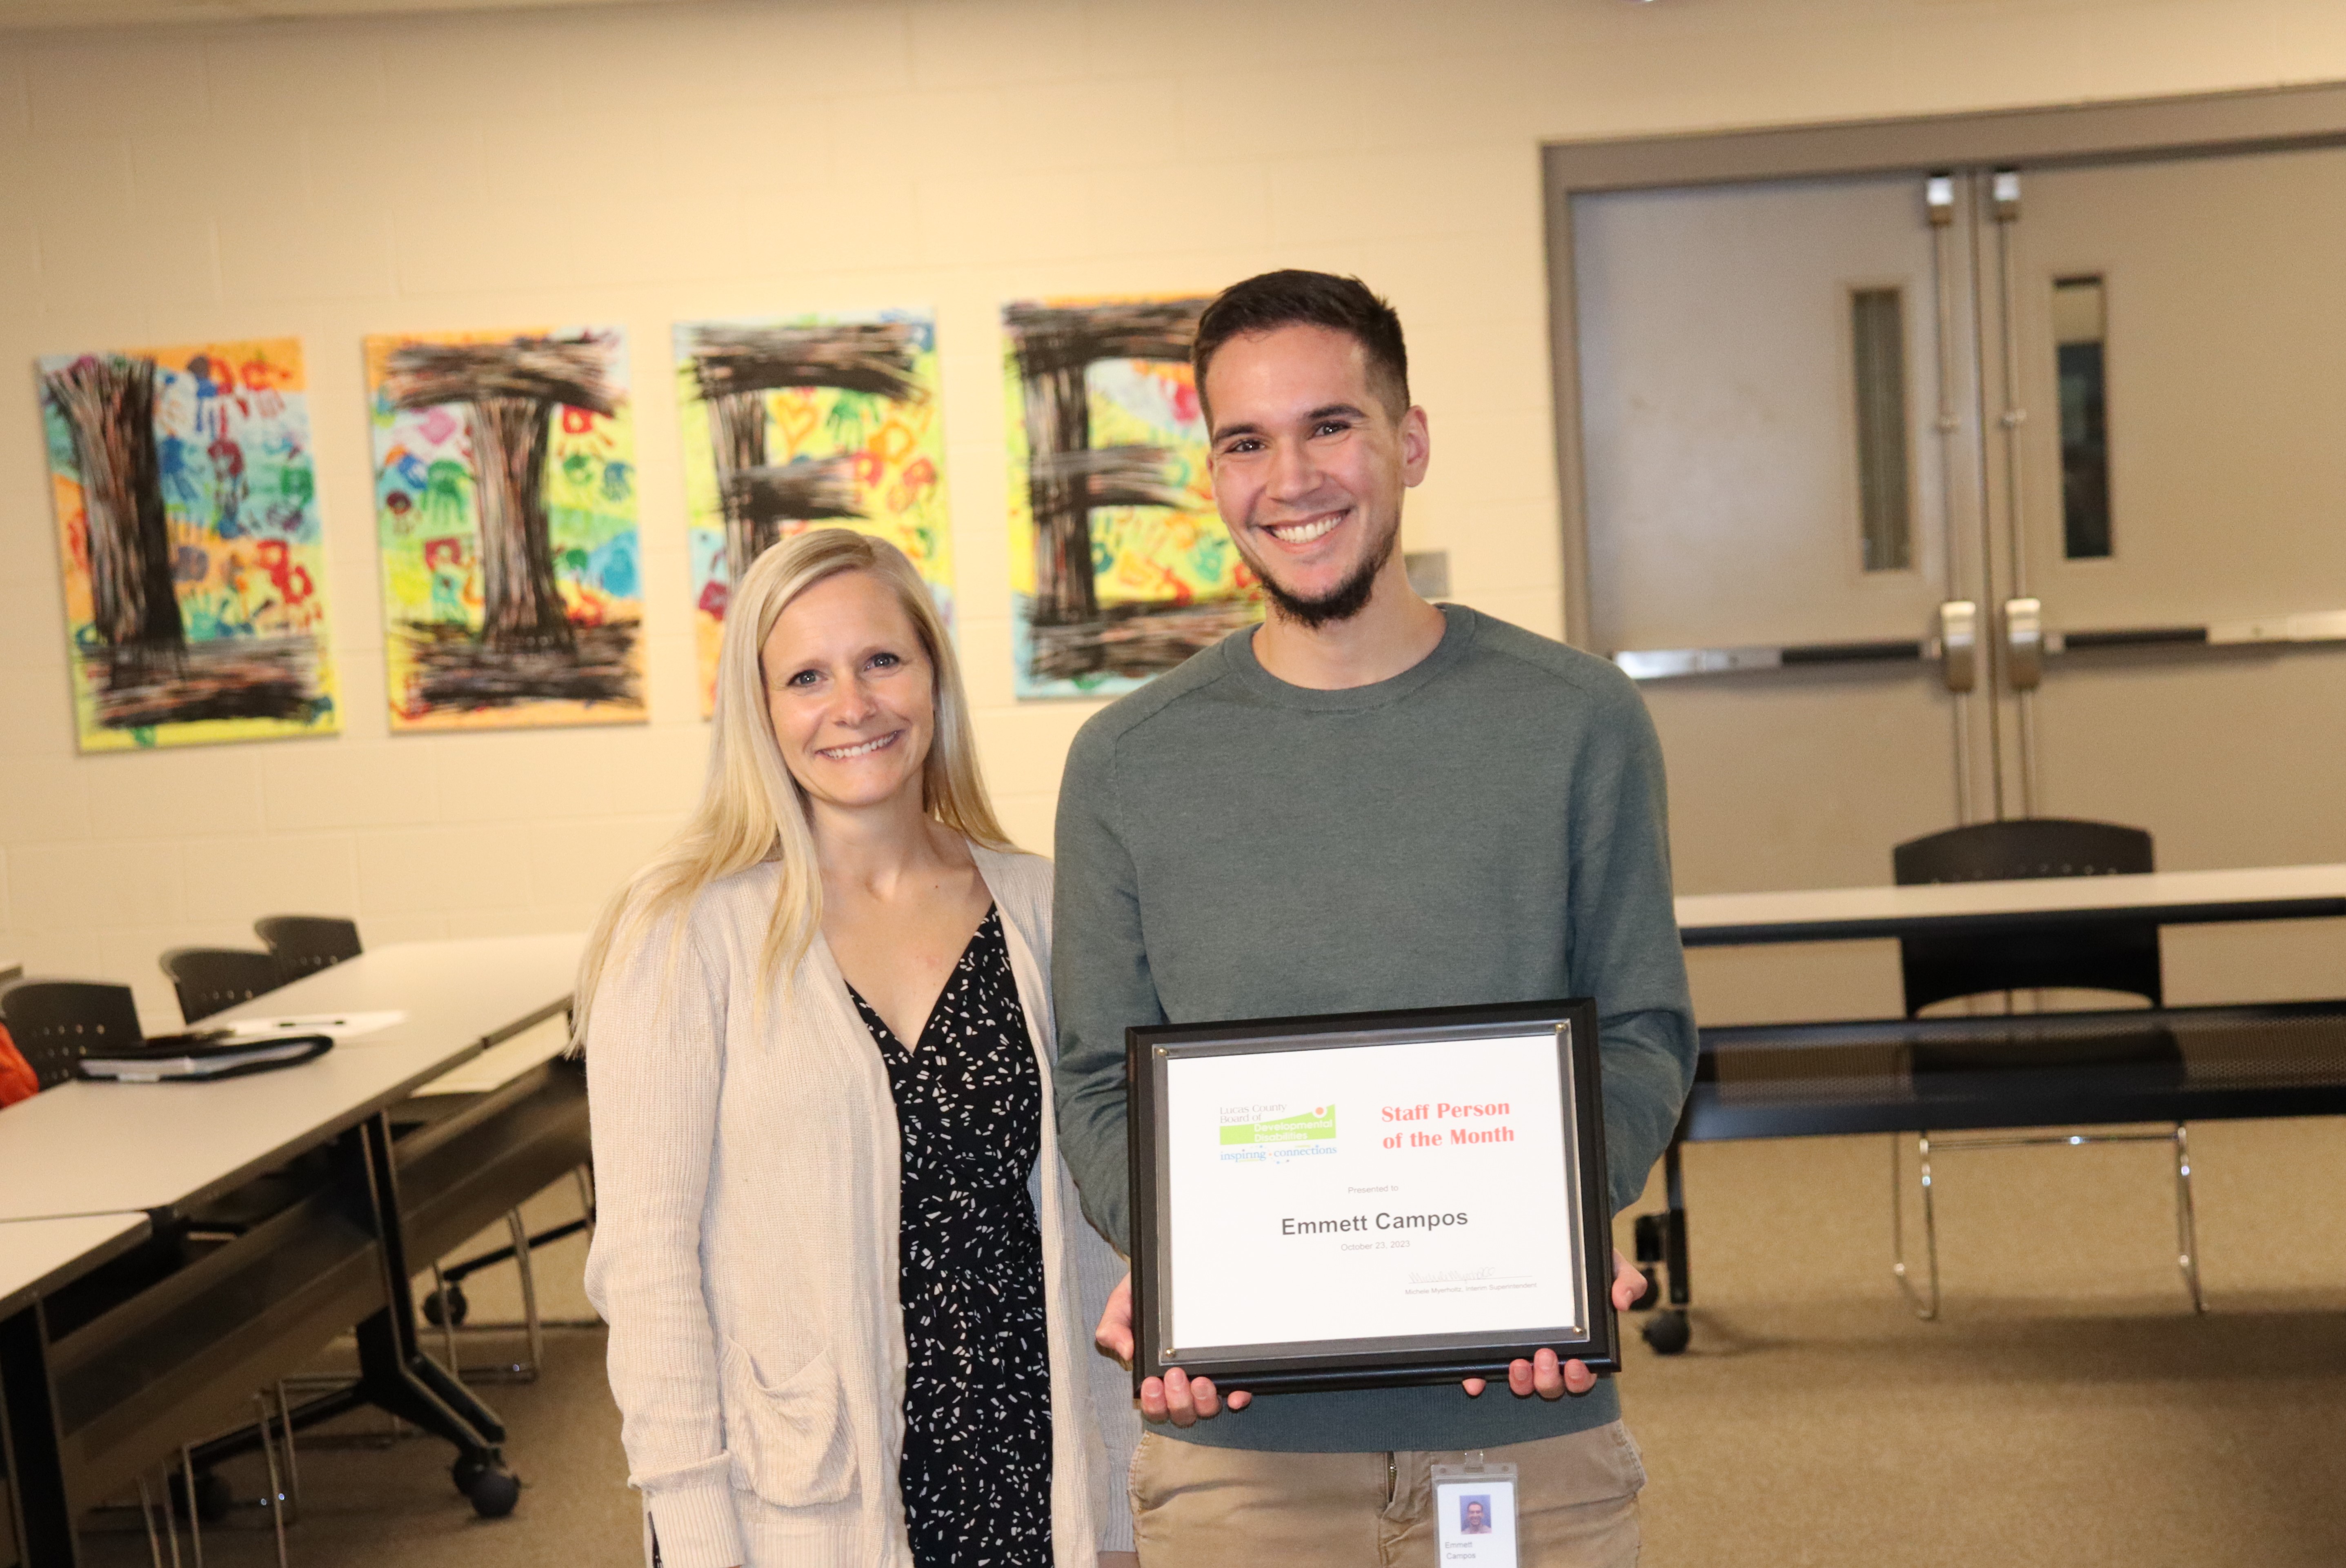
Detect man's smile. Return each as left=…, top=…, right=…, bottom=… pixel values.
left=1260, top=508, right=1349, bottom=547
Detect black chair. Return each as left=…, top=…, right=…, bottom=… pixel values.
left=254, top=916, right=362, bottom=983
left=162, top=948, right=286, bottom=1025
left=1895, top=817, right=2162, bottom=1016
left=0, top=981, right=142, bottom=1088
left=1887, top=816, right=2201, bottom=1319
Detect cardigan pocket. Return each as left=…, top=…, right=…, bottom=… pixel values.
left=721, top=1341, right=857, bottom=1508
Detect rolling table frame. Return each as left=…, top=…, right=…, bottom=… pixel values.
left=1634, top=868, right=2346, bottom=1350
left=1, top=1217, right=151, bottom=1567
left=3, top=1006, right=586, bottom=1566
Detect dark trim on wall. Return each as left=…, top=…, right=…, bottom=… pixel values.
left=1541, top=80, right=2346, bottom=647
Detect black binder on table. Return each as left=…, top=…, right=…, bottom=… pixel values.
left=76, top=1031, right=334, bottom=1084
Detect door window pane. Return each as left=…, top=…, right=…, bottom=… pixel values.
left=1850, top=287, right=1911, bottom=571
left=2054, top=275, right=2112, bottom=559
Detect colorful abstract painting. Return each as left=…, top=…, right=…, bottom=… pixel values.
left=38, top=337, right=338, bottom=750
left=365, top=326, right=645, bottom=731
left=675, top=311, right=951, bottom=715
left=1003, top=295, right=1261, bottom=699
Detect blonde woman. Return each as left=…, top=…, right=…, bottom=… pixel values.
left=578, top=529, right=1137, bottom=1568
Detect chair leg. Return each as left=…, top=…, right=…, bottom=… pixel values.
left=253, top=1393, right=290, bottom=1568
left=1892, top=1133, right=1943, bottom=1321
left=275, top=1379, right=303, bottom=1519
left=573, top=1164, right=597, bottom=1237
left=2173, top=1123, right=2207, bottom=1314
left=180, top=1443, right=204, bottom=1568
left=138, top=1472, right=175, bottom=1568
left=431, top=1261, right=461, bottom=1377
left=1919, top=1134, right=1944, bottom=1320
left=1889, top=1135, right=1908, bottom=1302
left=506, top=1208, right=544, bottom=1378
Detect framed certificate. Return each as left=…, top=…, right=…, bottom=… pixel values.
left=1127, top=998, right=1616, bottom=1395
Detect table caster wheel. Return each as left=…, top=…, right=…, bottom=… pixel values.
left=1628, top=1266, right=1660, bottom=1310
left=424, top=1281, right=469, bottom=1327
left=1640, top=1308, right=1691, bottom=1356
left=454, top=1455, right=520, bottom=1517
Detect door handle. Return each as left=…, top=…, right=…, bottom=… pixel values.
left=2003, top=597, right=2043, bottom=690
left=1933, top=600, right=1977, bottom=693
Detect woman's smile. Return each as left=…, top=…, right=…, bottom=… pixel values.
left=816, top=729, right=905, bottom=761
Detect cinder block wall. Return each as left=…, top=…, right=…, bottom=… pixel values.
left=3, top=0, right=2339, bottom=1022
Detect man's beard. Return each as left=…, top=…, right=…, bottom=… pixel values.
left=1256, top=510, right=1399, bottom=631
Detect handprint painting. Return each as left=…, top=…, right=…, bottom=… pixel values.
left=1003, top=295, right=1261, bottom=699
left=37, top=336, right=339, bottom=750
left=366, top=326, right=645, bottom=731
left=675, top=311, right=951, bottom=715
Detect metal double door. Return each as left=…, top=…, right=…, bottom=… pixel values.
left=1572, top=145, right=2346, bottom=1011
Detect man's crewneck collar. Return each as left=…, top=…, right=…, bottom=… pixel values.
left=1226, top=603, right=1480, bottom=712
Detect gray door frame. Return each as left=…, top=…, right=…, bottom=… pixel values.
left=1543, top=80, right=2346, bottom=648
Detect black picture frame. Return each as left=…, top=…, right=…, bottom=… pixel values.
left=1126, top=997, right=1616, bottom=1396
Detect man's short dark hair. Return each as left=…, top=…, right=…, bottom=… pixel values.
left=1192, top=270, right=1410, bottom=421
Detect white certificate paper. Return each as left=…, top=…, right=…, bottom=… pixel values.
left=1161, top=1031, right=1585, bottom=1354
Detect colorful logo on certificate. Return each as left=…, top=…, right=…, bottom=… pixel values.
left=1217, top=1104, right=1337, bottom=1163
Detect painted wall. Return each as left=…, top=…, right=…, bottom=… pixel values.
left=4, top=0, right=2342, bottom=1023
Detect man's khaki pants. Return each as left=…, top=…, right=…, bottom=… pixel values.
left=1130, top=1421, right=1645, bottom=1567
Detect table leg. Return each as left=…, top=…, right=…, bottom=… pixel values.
left=1661, top=1136, right=1691, bottom=1309
left=1632, top=1112, right=1695, bottom=1355
left=0, top=1295, right=80, bottom=1568
left=346, top=1114, right=520, bottom=1517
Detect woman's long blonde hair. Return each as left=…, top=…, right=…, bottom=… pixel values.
left=572, top=529, right=1008, bottom=1043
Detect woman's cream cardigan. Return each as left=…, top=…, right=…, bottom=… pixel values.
left=583, top=844, right=1138, bottom=1568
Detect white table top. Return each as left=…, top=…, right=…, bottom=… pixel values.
left=205, top=934, right=584, bottom=1045
left=1676, top=863, right=2346, bottom=946
left=0, top=934, right=585, bottom=1224
left=0, top=1212, right=151, bottom=1318
left=409, top=1011, right=574, bottom=1097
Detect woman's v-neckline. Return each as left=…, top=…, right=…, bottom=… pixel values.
left=845, top=905, right=997, bottom=1056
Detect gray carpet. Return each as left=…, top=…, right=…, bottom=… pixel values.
left=88, top=1119, right=2346, bottom=1564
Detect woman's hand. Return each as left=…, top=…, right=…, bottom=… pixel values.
left=1096, top=1272, right=1252, bottom=1424
left=1460, top=1248, right=1647, bottom=1399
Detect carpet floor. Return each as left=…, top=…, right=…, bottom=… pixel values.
left=84, top=1117, right=2346, bottom=1565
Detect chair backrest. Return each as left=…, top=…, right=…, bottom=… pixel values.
left=1891, top=818, right=2163, bottom=1015
left=1892, top=818, right=2154, bottom=884
left=160, top=947, right=285, bottom=1025
left=0, top=981, right=142, bottom=1089
left=254, top=915, right=363, bottom=983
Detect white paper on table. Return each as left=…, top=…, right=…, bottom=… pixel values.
left=1160, top=1030, right=1585, bottom=1354
left=222, top=1009, right=406, bottom=1041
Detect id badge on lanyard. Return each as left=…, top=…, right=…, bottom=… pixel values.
left=1432, top=1455, right=1520, bottom=1567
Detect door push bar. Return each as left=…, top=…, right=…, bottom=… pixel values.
left=1614, top=602, right=2346, bottom=686
left=2050, top=607, right=2346, bottom=654
left=1610, top=600, right=1976, bottom=687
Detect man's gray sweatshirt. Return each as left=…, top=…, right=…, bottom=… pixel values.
left=1051, top=604, right=1698, bottom=1453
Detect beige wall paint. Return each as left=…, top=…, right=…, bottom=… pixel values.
left=3, top=0, right=2342, bottom=1023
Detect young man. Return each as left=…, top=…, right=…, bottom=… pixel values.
left=1052, top=270, right=1697, bottom=1565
